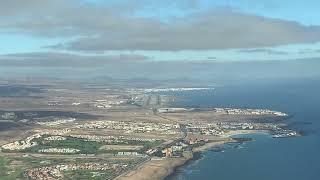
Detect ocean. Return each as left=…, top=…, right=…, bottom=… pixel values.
left=167, top=79, right=320, bottom=180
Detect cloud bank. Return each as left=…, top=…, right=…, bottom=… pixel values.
left=1, top=0, right=320, bottom=52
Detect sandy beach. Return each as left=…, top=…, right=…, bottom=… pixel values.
left=222, top=130, right=268, bottom=137
left=115, top=157, right=190, bottom=180
left=116, top=130, right=265, bottom=180
left=115, top=140, right=229, bottom=180
left=192, top=139, right=231, bottom=152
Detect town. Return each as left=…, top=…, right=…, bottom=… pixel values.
left=0, top=85, right=299, bottom=180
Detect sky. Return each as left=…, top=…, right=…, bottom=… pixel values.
left=0, top=0, right=320, bottom=62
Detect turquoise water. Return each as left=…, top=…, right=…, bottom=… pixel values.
left=168, top=79, right=320, bottom=180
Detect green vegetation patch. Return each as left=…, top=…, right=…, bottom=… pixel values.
left=0, top=157, right=10, bottom=177
left=8, top=135, right=164, bottom=155
left=0, top=156, right=24, bottom=180
left=0, top=156, right=140, bottom=180
left=64, top=169, right=115, bottom=180
left=26, top=136, right=103, bottom=154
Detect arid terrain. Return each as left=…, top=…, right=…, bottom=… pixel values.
left=0, top=81, right=297, bottom=180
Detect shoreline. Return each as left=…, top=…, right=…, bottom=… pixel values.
left=164, top=140, right=233, bottom=180
left=115, top=157, right=190, bottom=180
left=116, top=130, right=281, bottom=180
left=114, top=138, right=238, bottom=180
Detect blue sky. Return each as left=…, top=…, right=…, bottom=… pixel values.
left=177, top=1, right=316, bottom=24
left=201, top=0, right=320, bottom=26
left=1, top=0, right=320, bottom=61
left=87, top=0, right=320, bottom=25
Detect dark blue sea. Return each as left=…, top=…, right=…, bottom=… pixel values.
left=167, top=79, right=320, bottom=180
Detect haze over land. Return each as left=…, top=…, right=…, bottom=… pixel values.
left=1, top=57, right=320, bottom=86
